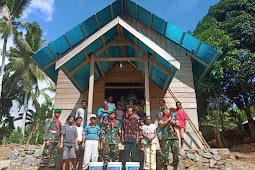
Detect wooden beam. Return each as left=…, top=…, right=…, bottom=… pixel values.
left=63, top=34, right=72, bottom=48
left=95, top=14, right=100, bottom=29
left=135, top=38, right=138, bottom=67
left=87, top=54, right=95, bottom=123
left=42, top=59, right=57, bottom=71
left=110, top=4, right=114, bottom=19
left=80, top=24, right=87, bottom=39
left=124, top=0, right=127, bottom=13
left=121, top=0, right=124, bottom=13
left=117, top=25, right=126, bottom=58
left=95, top=55, right=106, bottom=81
left=118, top=18, right=180, bottom=69
left=189, top=53, right=210, bottom=68
left=100, top=36, right=112, bottom=68
left=136, top=4, right=138, bottom=19
left=56, top=17, right=180, bottom=70
left=95, top=57, right=149, bottom=62
left=144, top=54, right=150, bottom=115
left=149, top=51, right=156, bottom=79
left=56, top=17, right=119, bottom=69
left=163, top=66, right=175, bottom=90
left=111, top=42, right=130, bottom=46
left=150, top=13, right=153, bottom=28
left=194, top=41, right=202, bottom=56
left=163, top=21, right=167, bottom=36
left=82, top=49, right=89, bottom=60
left=195, top=51, right=219, bottom=88
left=179, top=32, right=185, bottom=47
left=95, top=36, right=119, bottom=56
left=153, top=61, right=169, bottom=75
left=142, top=54, right=144, bottom=80
left=105, top=86, right=144, bottom=89
left=68, top=60, right=90, bottom=76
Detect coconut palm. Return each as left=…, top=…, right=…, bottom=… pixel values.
left=7, top=23, right=54, bottom=135
left=0, top=0, right=32, bottom=99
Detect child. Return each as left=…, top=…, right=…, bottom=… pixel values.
left=74, top=117, right=83, bottom=170
left=101, top=111, right=121, bottom=166
left=169, top=108, right=179, bottom=134
left=137, top=105, right=146, bottom=122
left=101, top=112, right=109, bottom=124
left=82, top=114, right=101, bottom=170
left=60, top=116, right=79, bottom=170
left=142, top=116, right=157, bottom=170
left=139, top=120, right=144, bottom=149
left=116, top=104, right=124, bottom=126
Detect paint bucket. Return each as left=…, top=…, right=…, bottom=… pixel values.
left=89, top=155, right=104, bottom=170
left=89, top=162, right=104, bottom=170
left=107, top=162, right=122, bottom=170
left=125, top=162, right=140, bottom=170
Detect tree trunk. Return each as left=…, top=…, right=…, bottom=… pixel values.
left=0, top=37, right=8, bottom=99
left=35, top=119, right=40, bottom=144
left=211, top=93, right=223, bottom=148
left=241, top=82, right=255, bottom=142
left=22, top=92, right=28, bottom=136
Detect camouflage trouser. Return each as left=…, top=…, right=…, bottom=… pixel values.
left=103, top=143, right=119, bottom=165
left=40, top=142, right=58, bottom=167
left=161, top=139, right=179, bottom=166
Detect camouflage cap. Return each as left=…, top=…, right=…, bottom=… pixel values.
left=54, top=108, right=62, bottom=113
left=161, top=105, right=168, bottom=110
left=109, top=111, right=115, bottom=115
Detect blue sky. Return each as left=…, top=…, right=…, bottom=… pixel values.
left=21, top=0, right=220, bottom=45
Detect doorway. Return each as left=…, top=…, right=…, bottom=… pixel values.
left=105, top=83, right=144, bottom=103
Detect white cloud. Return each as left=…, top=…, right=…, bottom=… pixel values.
left=22, top=0, right=55, bottom=21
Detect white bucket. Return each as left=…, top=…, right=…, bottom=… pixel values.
left=125, top=162, right=140, bottom=170
left=107, top=162, right=122, bottom=170
left=89, top=162, right=104, bottom=170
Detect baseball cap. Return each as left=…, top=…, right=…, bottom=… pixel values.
left=90, top=114, right=97, bottom=119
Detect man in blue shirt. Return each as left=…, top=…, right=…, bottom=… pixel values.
left=82, top=114, right=100, bottom=170
left=97, top=99, right=113, bottom=124
left=137, top=105, right=146, bottom=122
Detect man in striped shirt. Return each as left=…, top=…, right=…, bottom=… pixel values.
left=82, top=114, right=100, bottom=170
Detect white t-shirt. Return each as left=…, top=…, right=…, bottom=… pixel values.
left=75, top=125, right=84, bottom=142
left=142, top=124, right=157, bottom=144
left=107, top=103, right=116, bottom=110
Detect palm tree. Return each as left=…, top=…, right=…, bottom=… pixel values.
left=7, top=23, right=54, bottom=135
left=0, top=0, right=32, bottom=99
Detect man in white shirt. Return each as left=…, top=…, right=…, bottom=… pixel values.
left=76, top=100, right=88, bottom=128
left=74, top=117, right=84, bottom=169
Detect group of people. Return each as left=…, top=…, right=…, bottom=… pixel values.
left=39, top=96, right=188, bottom=170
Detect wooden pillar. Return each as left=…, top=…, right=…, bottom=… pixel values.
left=87, top=54, right=95, bottom=125
left=144, top=54, right=151, bottom=115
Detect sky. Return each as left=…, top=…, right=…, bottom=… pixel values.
left=1, top=0, right=220, bottom=127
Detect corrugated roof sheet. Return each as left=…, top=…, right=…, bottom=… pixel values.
left=32, top=0, right=220, bottom=91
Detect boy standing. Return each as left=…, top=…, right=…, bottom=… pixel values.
left=101, top=111, right=121, bottom=166
left=76, top=100, right=88, bottom=128
left=74, top=117, right=84, bottom=169
left=40, top=109, right=62, bottom=170
left=60, top=116, right=79, bottom=170
left=122, top=107, right=139, bottom=163
left=117, top=95, right=127, bottom=111
left=82, top=114, right=101, bottom=170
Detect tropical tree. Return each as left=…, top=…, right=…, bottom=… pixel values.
left=7, top=23, right=54, bottom=135
left=0, top=0, right=33, bottom=99
left=194, top=0, right=255, bottom=142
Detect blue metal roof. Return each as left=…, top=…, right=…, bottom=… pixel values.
left=32, top=0, right=220, bottom=92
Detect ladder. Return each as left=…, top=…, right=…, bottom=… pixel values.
left=167, top=88, right=210, bottom=149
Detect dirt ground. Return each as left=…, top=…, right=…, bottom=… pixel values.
left=1, top=144, right=255, bottom=169
left=229, top=144, right=255, bottom=170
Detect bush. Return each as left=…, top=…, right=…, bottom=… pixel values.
left=6, top=127, right=25, bottom=144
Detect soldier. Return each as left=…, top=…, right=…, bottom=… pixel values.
left=159, top=105, right=180, bottom=170
left=101, top=111, right=121, bottom=166
left=40, top=108, right=62, bottom=170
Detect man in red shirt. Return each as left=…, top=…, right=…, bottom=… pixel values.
left=175, top=101, right=187, bottom=149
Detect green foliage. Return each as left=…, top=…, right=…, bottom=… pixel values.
left=6, top=127, right=24, bottom=144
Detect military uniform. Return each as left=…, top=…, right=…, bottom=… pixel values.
left=40, top=117, right=62, bottom=168
left=101, top=119, right=121, bottom=165
left=159, top=115, right=179, bottom=166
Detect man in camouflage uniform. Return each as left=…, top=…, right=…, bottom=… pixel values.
left=158, top=106, right=179, bottom=170
left=101, top=111, right=121, bottom=166
left=40, top=108, right=62, bottom=169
